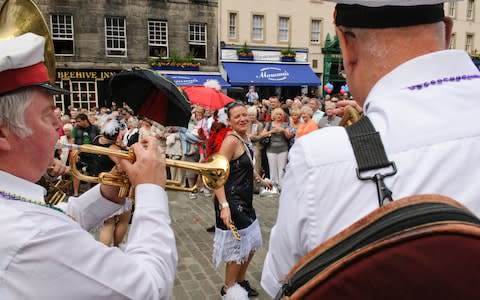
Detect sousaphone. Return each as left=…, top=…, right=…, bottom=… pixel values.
left=0, top=0, right=57, bottom=83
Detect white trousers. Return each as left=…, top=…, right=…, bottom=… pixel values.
left=266, top=151, right=288, bottom=188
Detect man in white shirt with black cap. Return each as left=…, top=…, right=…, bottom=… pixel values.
left=261, top=0, right=480, bottom=297
left=0, top=32, right=176, bottom=300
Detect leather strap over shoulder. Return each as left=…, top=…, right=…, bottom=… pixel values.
left=346, top=117, right=397, bottom=206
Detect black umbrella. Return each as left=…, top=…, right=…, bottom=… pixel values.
left=107, top=68, right=191, bottom=127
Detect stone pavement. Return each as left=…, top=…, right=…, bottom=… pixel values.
left=167, top=190, right=279, bottom=300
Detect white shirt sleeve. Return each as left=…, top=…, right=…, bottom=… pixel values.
left=261, top=143, right=312, bottom=297
left=57, top=184, right=123, bottom=230
left=3, top=184, right=177, bottom=300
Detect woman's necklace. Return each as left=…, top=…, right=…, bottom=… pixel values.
left=0, top=190, right=76, bottom=220
left=233, top=130, right=250, bottom=144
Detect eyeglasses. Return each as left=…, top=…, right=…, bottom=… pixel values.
left=70, top=121, right=76, bottom=124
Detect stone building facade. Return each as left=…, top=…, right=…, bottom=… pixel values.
left=0, top=0, right=219, bottom=111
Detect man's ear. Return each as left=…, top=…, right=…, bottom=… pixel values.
left=0, top=126, right=12, bottom=151
left=443, top=17, right=454, bottom=49
left=336, top=27, right=358, bottom=75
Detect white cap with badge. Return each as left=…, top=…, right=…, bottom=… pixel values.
left=0, top=32, right=69, bottom=95
left=325, top=0, right=463, bottom=28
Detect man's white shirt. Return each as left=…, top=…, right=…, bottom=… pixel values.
left=261, top=50, right=480, bottom=297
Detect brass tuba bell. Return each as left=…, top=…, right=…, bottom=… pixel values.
left=0, top=0, right=57, bottom=83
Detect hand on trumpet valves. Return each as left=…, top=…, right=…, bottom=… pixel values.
left=119, top=136, right=167, bottom=189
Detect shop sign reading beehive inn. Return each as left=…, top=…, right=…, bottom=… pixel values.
left=57, top=70, right=116, bottom=80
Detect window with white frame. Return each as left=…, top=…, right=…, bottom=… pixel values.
left=448, top=2, right=457, bottom=17
left=252, top=14, right=264, bottom=41
left=466, top=33, right=474, bottom=53
left=311, top=19, right=321, bottom=44
left=449, top=32, right=456, bottom=49
left=148, top=20, right=168, bottom=57
left=189, top=23, right=207, bottom=59
left=229, top=12, right=238, bottom=40
left=70, top=81, right=97, bottom=110
left=467, top=0, right=475, bottom=20
left=279, top=16, right=290, bottom=42
left=105, top=17, right=127, bottom=57
left=51, top=14, right=74, bottom=55
left=54, top=81, right=67, bottom=112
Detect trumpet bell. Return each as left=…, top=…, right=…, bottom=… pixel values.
left=0, top=0, right=57, bottom=82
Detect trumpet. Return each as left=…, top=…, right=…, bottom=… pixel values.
left=59, top=144, right=230, bottom=198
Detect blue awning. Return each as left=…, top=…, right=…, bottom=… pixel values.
left=164, top=74, right=230, bottom=89
left=223, top=62, right=321, bottom=86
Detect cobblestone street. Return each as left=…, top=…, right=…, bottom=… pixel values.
left=167, top=191, right=279, bottom=300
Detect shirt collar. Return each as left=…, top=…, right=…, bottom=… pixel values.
left=0, top=171, right=46, bottom=204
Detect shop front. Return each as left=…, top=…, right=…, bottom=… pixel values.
left=222, top=62, right=321, bottom=100
left=220, top=47, right=321, bottom=101
left=55, top=69, right=120, bottom=112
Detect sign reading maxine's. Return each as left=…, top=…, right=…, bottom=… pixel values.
left=222, top=62, right=321, bottom=87
left=256, top=67, right=290, bottom=81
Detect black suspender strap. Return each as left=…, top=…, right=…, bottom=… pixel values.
left=346, top=117, right=397, bottom=206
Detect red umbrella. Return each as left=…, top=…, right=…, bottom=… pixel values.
left=183, top=84, right=234, bottom=110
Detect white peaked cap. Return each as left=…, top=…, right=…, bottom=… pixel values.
left=0, top=32, right=68, bottom=95
left=0, top=32, right=45, bottom=72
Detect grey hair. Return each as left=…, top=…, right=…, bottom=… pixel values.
left=301, top=105, right=314, bottom=116
left=0, top=89, right=33, bottom=137
left=246, top=105, right=258, bottom=116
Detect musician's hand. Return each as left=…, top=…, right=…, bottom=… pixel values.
left=47, top=159, right=68, bottom=177
left=119, top=136, right=167, bottom=189
left=220, top=207, right=232, bottom=227
left=335, top=100, right=363, bottom=117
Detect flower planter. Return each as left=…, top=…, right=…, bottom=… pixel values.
left=151, top=65, right=200, bottom=71
left=281, top=56, right=296, bottom=62
left=238, top=55, right=254, bottom=61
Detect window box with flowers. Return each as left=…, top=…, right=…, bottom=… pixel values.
left=280, top=46, right=296, bottom=62
left=237, top=42, right=254, bottom=61
left=148, top=53, right=200, bottom=71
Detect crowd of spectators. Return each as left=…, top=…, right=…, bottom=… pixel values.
left=54, top=93, right=355, bottom=198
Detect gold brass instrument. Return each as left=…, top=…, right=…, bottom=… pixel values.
left=65, top=144, right=230, bottom=198
left=0, top=0, right=57, bottom=82
left=339, top=105, right=362, bottom=127
left=38, top=175, right=71, bottom=205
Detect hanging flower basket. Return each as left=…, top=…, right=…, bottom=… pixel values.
left=281, top=56, right=296, bottom=62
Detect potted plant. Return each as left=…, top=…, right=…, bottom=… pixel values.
left=280, top=45, right=296, bottom=62
left=237, top=42, right=254, bottom=60
left=148, top=52, right=200, bottom=71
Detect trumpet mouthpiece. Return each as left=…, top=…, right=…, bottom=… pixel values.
left=55, top=143, right=80, bottom=150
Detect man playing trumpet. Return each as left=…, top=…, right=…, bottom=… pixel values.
left=0, top=33, right=177, bottom=299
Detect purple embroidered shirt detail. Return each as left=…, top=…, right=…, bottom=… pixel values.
left=408, top=74, right=480, bottom=91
